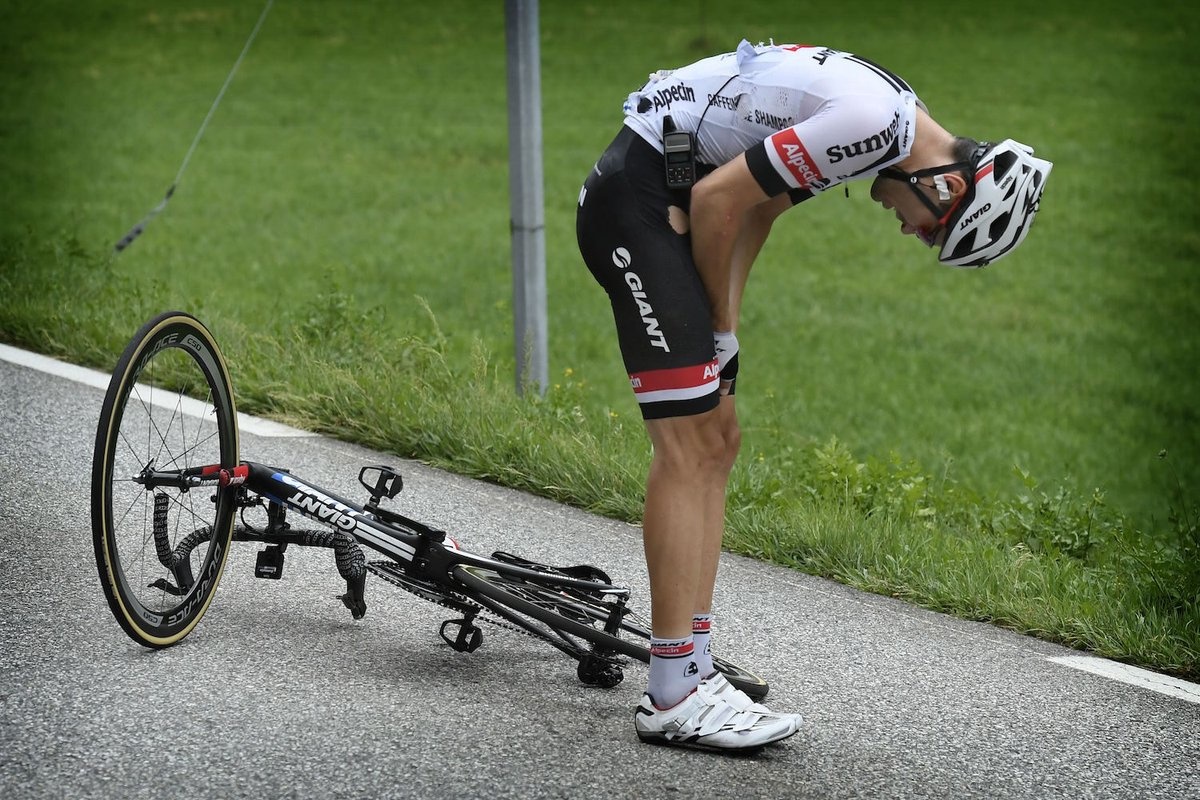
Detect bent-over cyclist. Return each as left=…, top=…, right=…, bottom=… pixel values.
left=576, top=39, right=1052, bottom=751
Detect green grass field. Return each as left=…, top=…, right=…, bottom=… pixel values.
left=2, top=1, right=1197, bottom=678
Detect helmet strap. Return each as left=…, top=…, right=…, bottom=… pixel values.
left=878, top=161, right=973, bottom=218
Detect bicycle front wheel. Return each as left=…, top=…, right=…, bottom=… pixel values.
left=453, top=564, right=770, bottom=700
left=91, top=311, right=240, bottom=648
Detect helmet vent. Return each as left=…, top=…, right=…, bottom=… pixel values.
left=992, top=150, right=1019, bottom=181
left=989, top=211, right=1013, bottom=241
left=949, top=229, right=977, bottom=260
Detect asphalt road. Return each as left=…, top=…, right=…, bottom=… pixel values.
left=1, top=352, right=1197, bottom=800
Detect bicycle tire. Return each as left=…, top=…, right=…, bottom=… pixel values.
left=453, top=564, right=770, bottom=700
left=91, top=311, right=240, bottom=648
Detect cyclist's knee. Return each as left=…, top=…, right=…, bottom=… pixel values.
left=646, top=411, right=734, bottom=477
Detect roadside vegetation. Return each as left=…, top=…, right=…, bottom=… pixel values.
left=2, top=1, right=1196, bottom=679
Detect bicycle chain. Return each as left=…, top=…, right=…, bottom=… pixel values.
left=364, top=560, right=542, bottom=641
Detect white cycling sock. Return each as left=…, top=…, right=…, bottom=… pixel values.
left=646, top=635, right=699, bottom=708
left=692, top=613, right=715, bottom=678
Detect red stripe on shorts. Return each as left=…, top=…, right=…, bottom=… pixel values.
left=629, top=360, right=719, bottom=395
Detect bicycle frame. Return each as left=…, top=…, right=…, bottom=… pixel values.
left=137, top=457, right=642, bottom=666
left=231, top=461, right=631, bottom=599
left=220, top=461, right=646, bottom=664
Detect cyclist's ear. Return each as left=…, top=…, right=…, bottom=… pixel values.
left=942, top=172, right=968, bottom=201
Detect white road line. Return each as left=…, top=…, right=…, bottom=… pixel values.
left=1048, top=656, right=1200, bottom=705
left=0, top=342, right=316, bottom=438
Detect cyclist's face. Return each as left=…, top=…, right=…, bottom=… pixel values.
left=869, top=175, right=948, bottom=248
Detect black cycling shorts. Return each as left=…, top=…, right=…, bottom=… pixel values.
left=576, top=126, right=721, bottom=420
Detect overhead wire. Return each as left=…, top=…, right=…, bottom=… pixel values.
left=114, top=0, right=276, bottom=253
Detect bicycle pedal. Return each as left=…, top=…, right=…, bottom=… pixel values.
left=577, top=654, right=624, bottom=688
left=358, top=465, right=403, bottom=503
left=439, top=618, right=483, bottom=653
left=254, top=546, right=285, bottom=579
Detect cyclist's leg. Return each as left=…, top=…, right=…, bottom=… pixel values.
left=589, top=147, right=745, bottom=647
left=578, top=129, right=794, bottom=746
left=690, top=393, right=740, bottom=619
left=579, top=126, right=721, bottom=698
left=642, top=404, right=736, bottom=639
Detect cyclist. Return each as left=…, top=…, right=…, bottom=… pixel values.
left=576, top=39, right=1052, bottom=751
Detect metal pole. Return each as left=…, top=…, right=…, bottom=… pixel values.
left=505, top=0, right=547, bottom=396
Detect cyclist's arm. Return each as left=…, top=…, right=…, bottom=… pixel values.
left=690, top=156, right=792, bottom=332
left=728, top=192, right=792, bottom=331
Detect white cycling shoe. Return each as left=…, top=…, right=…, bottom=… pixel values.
left=634, top=684, right=798, bottom=752
left=699, top=672, right=803, bottom=732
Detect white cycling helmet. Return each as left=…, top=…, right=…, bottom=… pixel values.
left=938, top=139, right=1053, bottom=268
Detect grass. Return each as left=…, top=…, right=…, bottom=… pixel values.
left=1, top=0, right=1197, bottom=680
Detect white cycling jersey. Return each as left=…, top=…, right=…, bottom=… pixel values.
left=623, top=39, right=924, bottom=201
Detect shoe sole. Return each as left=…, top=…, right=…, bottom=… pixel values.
left=634, top=725, right=798, bottom=754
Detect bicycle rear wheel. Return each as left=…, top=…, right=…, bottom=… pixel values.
left=454, top=564, right=769, bottom=700
left=91, top=311, right=240, bottom=648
